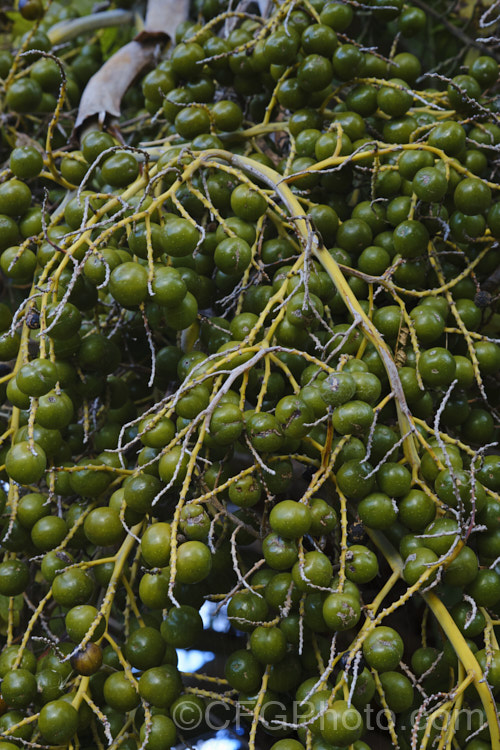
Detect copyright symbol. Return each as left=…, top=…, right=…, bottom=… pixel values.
left=171, top=698, right=204, bottom=731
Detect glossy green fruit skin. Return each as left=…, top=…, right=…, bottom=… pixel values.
left=125, top=626, right=166, bottom=670
left=225, top=649, right=263, bottom=693
left=422, top=518, right=459, bottom=556
left=336, top=459, right=375, bottom=500
left=263, top=533, right=299, bottom=570
left=466, top=569, right=500, bottom=608
left=161, top=605, right=203, bottom=648
left=292, top=550, right=333, bottom=591
left=0, top=560, right=29, bottom=596
left=17, top=358, right=58, bottom=397
left=250, top=625, right=287, bottom=664
left=138, top=664, right=182, bottom=709
left=398, top=490, right=436, bottom=530
left=320, top=700, right=363, bottom=745
left=379, top=671, right=414, bottom=713
left=51, top=568, right=94, bottom=608
left=403, top=547, right=438, bottom=586
left=363, top=626, right=404, bottom=672
left=65, top=605, right=105, bottom=643
left=322, top=592, right=361, bottom=631
left=38, top=700, right=79, bottom=745
left=345, top=544, right=379, bottom=584
left=139, top=714, right=177, bottom=750
left=358, top=493, right=397, bottom=530
left=269, top=500, right=311, bottom=538
left=176, top=541, right=212, bottom=584
left=1, top=668, right=37, bottom=709
left=101, top=152, right=139, bottom=187
left=5, top=441, right=46, bottom=484
left=320, top=371, right=356, bottom=406
left=103, top=671, right=140, bottom=712
left=418, top=347, right=456, bottom=387
left=332, top=401, right=374, bottom=435
left=443, top=546, right=478, bottom=588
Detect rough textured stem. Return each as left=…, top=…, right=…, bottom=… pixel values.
left=48, top=10, right=134, bottom=45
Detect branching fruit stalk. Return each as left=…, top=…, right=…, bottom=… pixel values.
left=368, top=527, right=500, bottom=745
left=201, top=149, right=421, bottom=469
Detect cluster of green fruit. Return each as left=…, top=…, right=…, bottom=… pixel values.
left=0, top=0, right=499, bottom=748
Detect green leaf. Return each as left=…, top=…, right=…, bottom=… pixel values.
left=78, top=0, right=98, bottom=15
left=6, top=10, right=33, bottom=39
left=457, top=0, right=477, bottom=20
left=464, top=48, right=479, bottom=67
left=100, top=26, right=119, bottom=58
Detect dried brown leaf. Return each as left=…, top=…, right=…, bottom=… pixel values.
left=75, top=39, right=157, bottom=129
left=75, top=0, right=189, bottom=133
